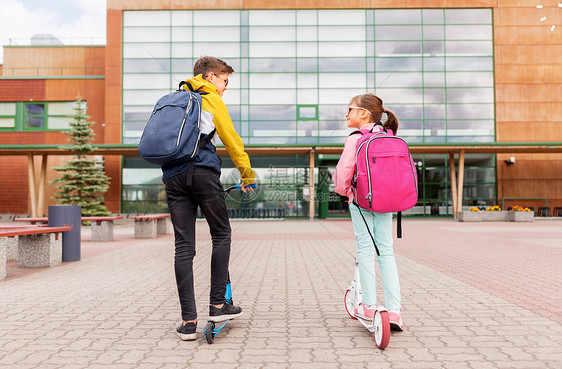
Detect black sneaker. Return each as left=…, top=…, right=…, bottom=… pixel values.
left=176, top=321, right=197, bottom=341
left=209, top=304, right=243, bottom=322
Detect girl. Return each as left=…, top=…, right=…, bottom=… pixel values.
left=333, top=93, right=404, bottom=331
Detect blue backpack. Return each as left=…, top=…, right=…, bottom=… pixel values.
left=138, top=81, right=215, bottom=167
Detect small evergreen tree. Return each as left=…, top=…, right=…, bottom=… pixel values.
left=51, top=98, right=111, bottom=216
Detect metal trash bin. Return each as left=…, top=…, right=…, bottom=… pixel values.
left=48, top=205, right=81, bottom=262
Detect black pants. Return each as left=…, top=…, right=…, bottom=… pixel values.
left=165, top=167, right=231, bottom=321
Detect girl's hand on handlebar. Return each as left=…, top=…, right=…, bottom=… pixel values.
left=240, top=183, right=257, bottom=193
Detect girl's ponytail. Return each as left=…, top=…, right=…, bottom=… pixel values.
left=383, top=109, right=399, bottom=136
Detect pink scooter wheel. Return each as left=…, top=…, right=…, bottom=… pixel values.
left=373, top=310, right=390, bottom=349
left=344, top=289, right=357, bottom=320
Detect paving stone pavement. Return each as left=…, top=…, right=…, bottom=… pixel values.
left=0, top=219, right=561, bottom=369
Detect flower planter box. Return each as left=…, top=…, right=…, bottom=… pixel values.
left=510, top=211, right=535, bottom=222
left=458, top=210, right=534, bottom=222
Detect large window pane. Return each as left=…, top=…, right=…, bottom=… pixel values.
left=447, top=104, right=494, bottom=119
left=319, top=73, right=366, bottom=89
left=445, top=9, right=492, bottom=24
left=250, top=27, right=294, bottom=42
left=423, top=9, right=443, bottom=24
left=124, top=74, right=170, bottom=89
left=194, top=27, right=240, bottom=42
left=124, top=11, right=170, bottom=27
left=375, top=9, right=421, bottom=24
left=319, top=42, right=365, bottom=57
left=249, top=10, right=294, bottom=25
left=123, top=43, right=170, bottom=58
left=424, top=89, right=445, bottom=103
left=250, top=58, right=296, bottom=72
left=375, top=26, right=421, bottom=41
left=249, top=43, right=295, bottom=58
left=376, top=57, right=422, bottom=72
left=0, top=102, right=16, bottom=115
left=297, top=10, right=317, bottom=25
left=47, top=117, right=71, bottom=130
left=318, top=10, right=364, bottom=25
left=194, top=11, right=240, bottom=26
left=376, top=42, right=421, bottom=56
left=446, top=72, right=493, bottom=87
left=297, top=42, right=317, bottom=58
left=124, top=27, right=170, bottom=42
left=375, top=72, right=422, bottom=88
left=171, top=11, right=192, bottom=26
left=445, top=41, right=493, bottom=56
left=319, top=88, right=367, bottom=104
left=193, top=43, right=240, bottom=58
left=319, top=26, right=365, bottom=41
left=250, top=73, right=296, bottom=89
left=319, top=58, right=365, bottom=72
left=446, top=25, right=492, bottom=40
left=446, top=57, right=493, bottom=71
left=0, top=118, right=15, bottom=128
left=124, top=58, right=170, bottom=73
left=48, top=102, right=75, bottom=115
left=250, top=89, right=296, bottom=105
left=250, top=105, right=296, bottom=120
left=376, top=88, right=423, bottom=104
left=447, top=88, right=494, bottom=103
left=171, top=27, right=192, bottom=42
left=123, top=90, right=170, bottom=105
left=297, top=26, right=317, bottom=41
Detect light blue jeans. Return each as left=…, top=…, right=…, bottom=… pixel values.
left=349, top=202, right=401, bottom=310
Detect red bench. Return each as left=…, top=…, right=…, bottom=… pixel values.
left=15, top=216, right=123, bottom=241
left=130, top=214, right=172, bottom=238
left=0, top=225, right=72, bottom=278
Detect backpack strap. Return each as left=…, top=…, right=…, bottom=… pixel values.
left=354, top=202, right=381, bottom=256
left=397, top=211, right=402, bottom=238
left=199, top=128, right=216, bottom=147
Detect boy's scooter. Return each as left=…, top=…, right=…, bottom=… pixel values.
left=202, top=183, right=256, bottom=344
left=344, top=257, right=391, bottom=349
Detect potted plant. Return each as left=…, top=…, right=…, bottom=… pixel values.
left=510, top=205, right=534, bottom=222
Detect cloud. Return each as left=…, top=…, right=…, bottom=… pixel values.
left=0, top=0, right=106, bottom=64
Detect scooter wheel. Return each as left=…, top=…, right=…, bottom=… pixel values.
left=204, top=321, right=215, bottom=344
left=373, top=310, right=390, bottom=349
left=344, top=289, right=357, bottom=320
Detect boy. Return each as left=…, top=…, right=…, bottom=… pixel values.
left=164, top=56, right=255, bottom=341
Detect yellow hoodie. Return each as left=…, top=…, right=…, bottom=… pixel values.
left=184, top=74, right=255, bottom=184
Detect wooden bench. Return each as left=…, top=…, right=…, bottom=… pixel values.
left=130, top=214, right=172, bottom=239
left=0, top=225, right=72, bottom=279
left=15, top=216, right=123, bottom=242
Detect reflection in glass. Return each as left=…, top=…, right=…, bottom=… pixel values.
left=376, top=41, right=421, bottom=56
left=250, top=58, right=296, bottom=72
left=375, top=57, right=421, bottom=71
left=447, top=104, right=494, bottom=120
left=375, top=26, right=421, bottom=41
left=318, top=58, right=365, bottom=72
left=250, top=105, right=296, bottom=120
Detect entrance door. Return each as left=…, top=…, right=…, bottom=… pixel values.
left=318, top=161, right=349, bottom=218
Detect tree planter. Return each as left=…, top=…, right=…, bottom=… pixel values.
left=458, top=211, right=534, bottom=222
left=510, top=211, right=534, bottom=222
left=458, top=211, right=509, bottom=222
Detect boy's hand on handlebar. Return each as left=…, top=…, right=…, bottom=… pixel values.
left=240, top=183, right=256, bottom=193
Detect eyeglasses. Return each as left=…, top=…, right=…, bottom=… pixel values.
left=205, top=72, right=229, bottom=87
left=347, top=106, right=371, bottom=115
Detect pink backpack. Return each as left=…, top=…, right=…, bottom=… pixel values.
left=352, top=124, right=418, bottom=214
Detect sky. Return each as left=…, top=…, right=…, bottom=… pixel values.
left=0, top=0, right=106, bottom=63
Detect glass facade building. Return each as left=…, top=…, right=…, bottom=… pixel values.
left=121, top=8, right=496, bottom=216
